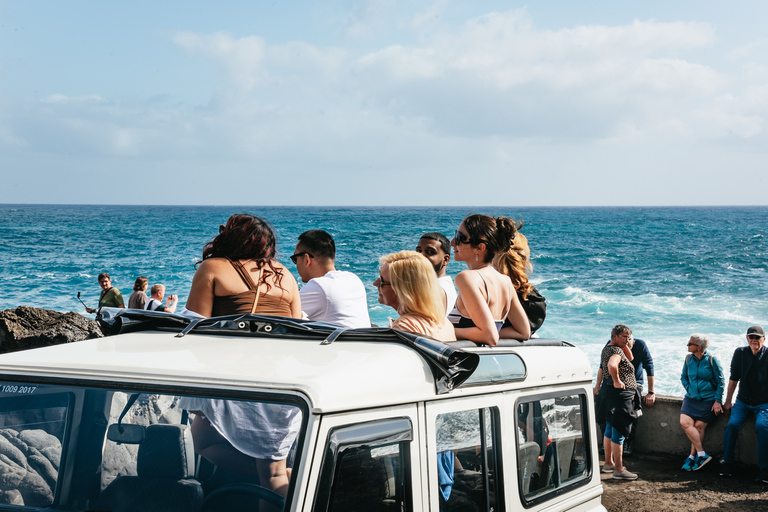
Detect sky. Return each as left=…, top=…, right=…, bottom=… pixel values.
left=1, top=0, right=767, bottom=206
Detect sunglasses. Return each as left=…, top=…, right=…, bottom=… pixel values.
left=453, top=229, right=473, bottom=245
left=748, top=334, right=764, bottom=341
left=290, top=252, right=314, bottom=264
left=376, top=275, right=391, bottom=287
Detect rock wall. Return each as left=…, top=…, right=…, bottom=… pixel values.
left=0, top=306, right=102, bottom=354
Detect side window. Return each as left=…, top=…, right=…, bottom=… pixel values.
left=314, top=418, right=412, bottom=512
left=436, top=408, right=502, bottom=512
left=0, top=389, right=70, bottom=508
left=516, top=393, right=590, bottom=505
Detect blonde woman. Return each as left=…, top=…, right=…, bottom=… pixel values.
left=374, top=250, right=456, bottom=341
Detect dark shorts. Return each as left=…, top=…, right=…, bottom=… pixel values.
left=681, top=397, right=716, bottom=424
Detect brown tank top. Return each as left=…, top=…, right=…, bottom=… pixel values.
left=211, top=259, right=293, bottom=317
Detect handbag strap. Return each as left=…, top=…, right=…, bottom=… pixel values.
left=250, top=268, right=263, bottom=314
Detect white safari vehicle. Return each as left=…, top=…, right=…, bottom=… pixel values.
left=0, top=310, right=605, bottom=512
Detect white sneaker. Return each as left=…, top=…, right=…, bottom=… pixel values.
left=612, top=468, right=638, bottom=480
left=602, top=464, right=615, bottom=473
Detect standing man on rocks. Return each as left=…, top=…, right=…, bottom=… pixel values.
left=291, top=230, right=370, bottom=329
left=721, top=325, right=768, bottom=482
left=85, top=273, right=125, bottom=314
left=593, top=325, right=656, bottom=456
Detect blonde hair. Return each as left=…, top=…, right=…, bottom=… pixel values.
left=379, top=250, right=445, bottom=324
left=494, top=232, right=534, bottom=300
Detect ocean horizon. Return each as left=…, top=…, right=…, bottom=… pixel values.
left=2, top=204, right=767, bottom=397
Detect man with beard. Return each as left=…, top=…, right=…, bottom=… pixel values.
left=416, top=232, right=457, bottom=316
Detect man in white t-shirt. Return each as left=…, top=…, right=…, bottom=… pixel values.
left=144, top=284, right=179, bottom=314
left=291, top=230, right=370, bottom=328
left=416, top=232, right=457, bottom=316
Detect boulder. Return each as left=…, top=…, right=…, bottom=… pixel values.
left=0, top=306, right=102, bottom=354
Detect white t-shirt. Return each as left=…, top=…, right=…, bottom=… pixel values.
left=300, top=270, right=371, bottom=328
left=438, top=275, right=458, bottom=317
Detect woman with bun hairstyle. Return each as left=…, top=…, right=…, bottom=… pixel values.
left=374, top=250, right=456, bottom=341
left=449, top=214, right=531, bottom=345
left=494, top=231, right=547, bottom=336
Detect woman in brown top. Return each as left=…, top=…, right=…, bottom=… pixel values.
left=185, top=213, right=301, bottom=319
left=184, top=214, right=301, bottom=501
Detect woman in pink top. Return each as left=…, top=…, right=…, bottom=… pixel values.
left=374, top=250, right=456, bottom=341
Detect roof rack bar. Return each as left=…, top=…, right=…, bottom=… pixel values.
left=322, top=327, right=349, bottom=345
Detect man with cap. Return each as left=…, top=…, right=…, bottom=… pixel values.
left=721, top=325, right=768, bottom=481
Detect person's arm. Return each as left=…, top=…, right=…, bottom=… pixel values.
left=594, top=368, right=603, bottom=397
left=724, top=379, right=737, bottom=411
left=607, top=354, right=624, bottom=389
left=499, top=287, right=531, bottom=340
left=165, top=295, right=179, bottom=314
left=644, top=375, right=656, bottom=406
left=621, top=342, right=634, bottom=361
left=185, top=261, right=215, bottom=318
left=113, top=289, right=126, bottom=308
left=286, top=272, right=302, bottom=319
left=713, top=356, right=726, bottom=405
left=453, top=271, right=501, bottom=346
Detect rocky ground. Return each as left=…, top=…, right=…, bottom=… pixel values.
left=0, top=306, right=102, bottom=353
left=601, top=453, right=768, bottom=511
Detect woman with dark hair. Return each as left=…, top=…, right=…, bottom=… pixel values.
left=185, top=213, right=301, bottom=319
left=127, top=276, right=149, bottom=309
left=182, top=214, right=302, bottom=501
left=448, top=214, right=530, bottom=345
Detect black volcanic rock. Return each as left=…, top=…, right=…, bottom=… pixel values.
left=0, top=306, right=103, bottom=354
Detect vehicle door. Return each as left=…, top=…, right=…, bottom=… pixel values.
left=305, top=404, right=422, bottom=512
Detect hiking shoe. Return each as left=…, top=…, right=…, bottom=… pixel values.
left=719, top=463, right=732, bottom=477
left=623, top=441, right=634, bottom=457
left=601, top=464, right=615, bottom=473
left=612, top=468, right=638, bottom=480
left=681, top=457, right=695, bottom=471
left=692, top=453, right=712, bottom=471
left=755, top=469, right=768, bottom=483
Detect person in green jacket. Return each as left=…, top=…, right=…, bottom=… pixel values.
left=680, top=333, right=725, bottom=472
left=85, top=273, right=125, bottom=313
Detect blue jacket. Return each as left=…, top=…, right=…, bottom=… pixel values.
left=681, top=351, right=725, bottom=403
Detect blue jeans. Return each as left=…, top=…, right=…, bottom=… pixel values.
left=723, top=399, right=768, bottom=469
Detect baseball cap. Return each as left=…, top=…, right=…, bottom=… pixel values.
left=747, top=326, right=765, bottom=337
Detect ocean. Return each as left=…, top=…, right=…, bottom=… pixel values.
left=1, top=204, right=767, bottom=397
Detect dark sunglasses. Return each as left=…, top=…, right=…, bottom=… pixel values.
left=453, top=229, right=473, bottom=245
left=290, top=252, right=314, bottom=264
left=376, top=275, right=391, bottom=287
left=748, top=334, right=764, bottom=341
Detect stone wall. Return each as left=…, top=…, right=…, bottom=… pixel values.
left=633, top=395, right=757, bottom=465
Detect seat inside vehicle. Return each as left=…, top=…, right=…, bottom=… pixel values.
left=98, top=424, right=203, bottom=512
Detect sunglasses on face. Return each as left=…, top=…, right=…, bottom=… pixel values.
left=376, top=275, right=391, bottom=287
left=453, top=230, right=472, bottom=245
left=748, top=334, right=764, bottom=341
left=290, top=252, right=314, bottom=264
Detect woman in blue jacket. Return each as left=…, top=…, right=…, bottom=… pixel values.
left=680, top=333, right=725, bottom=471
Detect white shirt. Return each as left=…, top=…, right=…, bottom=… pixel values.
left=300, top=270, right=371, bottom=328
left=438, top=275, right=458, bottom=317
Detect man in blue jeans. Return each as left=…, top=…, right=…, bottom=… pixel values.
left=721, top=325, right=768, bottom=481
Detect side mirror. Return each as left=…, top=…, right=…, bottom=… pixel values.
left=107, top=423, right=146, bottom=444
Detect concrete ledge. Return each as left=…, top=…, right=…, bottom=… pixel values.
left=632, top=395, right=758, bottom=465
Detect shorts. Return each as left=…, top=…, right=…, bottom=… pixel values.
left=604, top=421, right=625, bottom=445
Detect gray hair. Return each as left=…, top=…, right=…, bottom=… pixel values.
left=689, top=333, right=710, bottom=350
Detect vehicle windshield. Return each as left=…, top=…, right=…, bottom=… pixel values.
left=0, top=380, right=305, bottom=511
